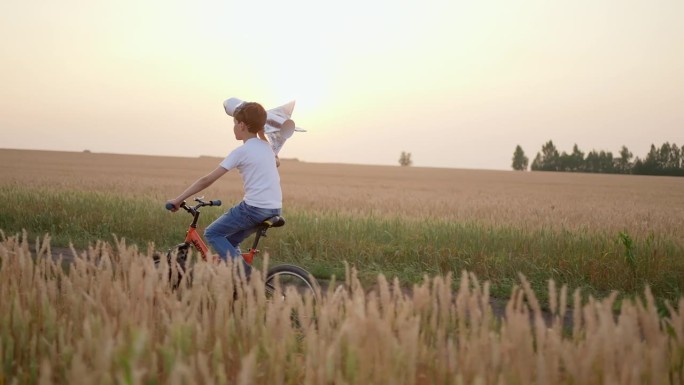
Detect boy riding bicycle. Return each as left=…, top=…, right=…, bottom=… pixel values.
left=166, top=101, right=281, bottom=275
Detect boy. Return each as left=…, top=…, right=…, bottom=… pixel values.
left=166, top=102, right=281, bottom=274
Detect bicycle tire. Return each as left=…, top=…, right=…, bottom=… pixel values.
left=265, top=264, right=319, bottom=302
left=153, top=245, right=188, bottom=289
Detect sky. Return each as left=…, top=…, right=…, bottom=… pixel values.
left=1, top=0, right=683, bottom=170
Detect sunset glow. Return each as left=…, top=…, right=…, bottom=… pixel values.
left=1, top=0, right=682, bottom=169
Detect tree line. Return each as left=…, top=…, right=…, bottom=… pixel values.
left=512, top=141, right=684, bottom=176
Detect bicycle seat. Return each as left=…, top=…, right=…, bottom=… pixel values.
left=262, top=216, right=285, bottom=228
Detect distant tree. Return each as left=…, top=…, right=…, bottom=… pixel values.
left=569, top=144, right=585, bottom=172
left=633, top=144, right=660, bottom=175
left=671, top=143, right=682, bottom=169
left=659, top=142, right=672, bottom=168
left=511, top=145, right=529, bottom=171
left=632, top=157, right=645, bottom=174
left=644, top=144, right=660, bottom=173
left=661, top=142, right=684, bottom=175
left=399, top=151, right=413, bottom=167
left=615, top=146, right=633, bottom=174
left=598, top=150, right=615, bottom=173
left=559, top=144, right=584, bottom=172
left=580, top=150, right=615, bottom=173
left=531, top=140, right=560, bottom=171
left=531, top=153, right=543, bottom=171
left=584, top=150, right=600, bottom=173
left=663, top=142, right=681, bottom=170
left=558, top=151, right=571, bottom=171
left=529, top=140, right=682, bottom=176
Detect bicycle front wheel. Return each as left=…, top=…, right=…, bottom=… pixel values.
left=265, top=264, right=319, bottom=302
left=153, top=245, right=189, bottom=289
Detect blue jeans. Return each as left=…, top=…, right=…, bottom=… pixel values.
left=204, top=201, right=281, bottom=275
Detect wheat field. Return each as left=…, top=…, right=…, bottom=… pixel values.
left=2, top=149, right=684, bottom=384
left=2, top=149, right=683, bottom=239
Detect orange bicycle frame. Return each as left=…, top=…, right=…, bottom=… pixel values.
left=184, top=226, right=215, bottom=262
left=172, top=198, right=267, bottom=266
left=185, top=224, right=259, bottom=265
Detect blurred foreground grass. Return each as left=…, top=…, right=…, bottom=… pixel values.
left=0, top=232, right=682, bottom=384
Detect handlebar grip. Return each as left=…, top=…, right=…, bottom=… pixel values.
left=165, top=202, right=175, bottom=210
left=211, top=200, right=222, bottom=206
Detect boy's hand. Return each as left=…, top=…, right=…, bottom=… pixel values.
left=165, top=200, right=180, bottom=212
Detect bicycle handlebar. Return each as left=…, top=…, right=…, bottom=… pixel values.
left=165, top=199, right=222, bottom=211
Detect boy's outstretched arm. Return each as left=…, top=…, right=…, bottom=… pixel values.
left=166, top=166, right=228, bottom=211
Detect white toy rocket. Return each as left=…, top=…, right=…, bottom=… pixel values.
left=223, top=97, right=306, bottom=155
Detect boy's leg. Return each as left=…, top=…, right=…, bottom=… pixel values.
left=226, top=227, right=258, bottom=254
left=223, top=203, right=282, bottom=250
left=205, top=201, right=281, bottom=274
left=204, top=202, right=250, bottom=262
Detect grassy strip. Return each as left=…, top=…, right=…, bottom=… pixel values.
left=277, top=210, right=683, bottom=305
left=1, top=185, right=682, bottom=305
left=0, top=186, right=189, bottom=249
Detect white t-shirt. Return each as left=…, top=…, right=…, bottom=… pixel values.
left=220, top=138, right=282, bottom=209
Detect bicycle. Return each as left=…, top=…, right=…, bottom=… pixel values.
left=154, top=197, right=319, bottom=301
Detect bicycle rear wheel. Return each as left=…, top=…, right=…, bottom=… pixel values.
left=265, top=264, right=319, bottom=302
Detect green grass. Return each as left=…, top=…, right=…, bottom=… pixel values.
left=1, top=185, right=682, bottom=306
